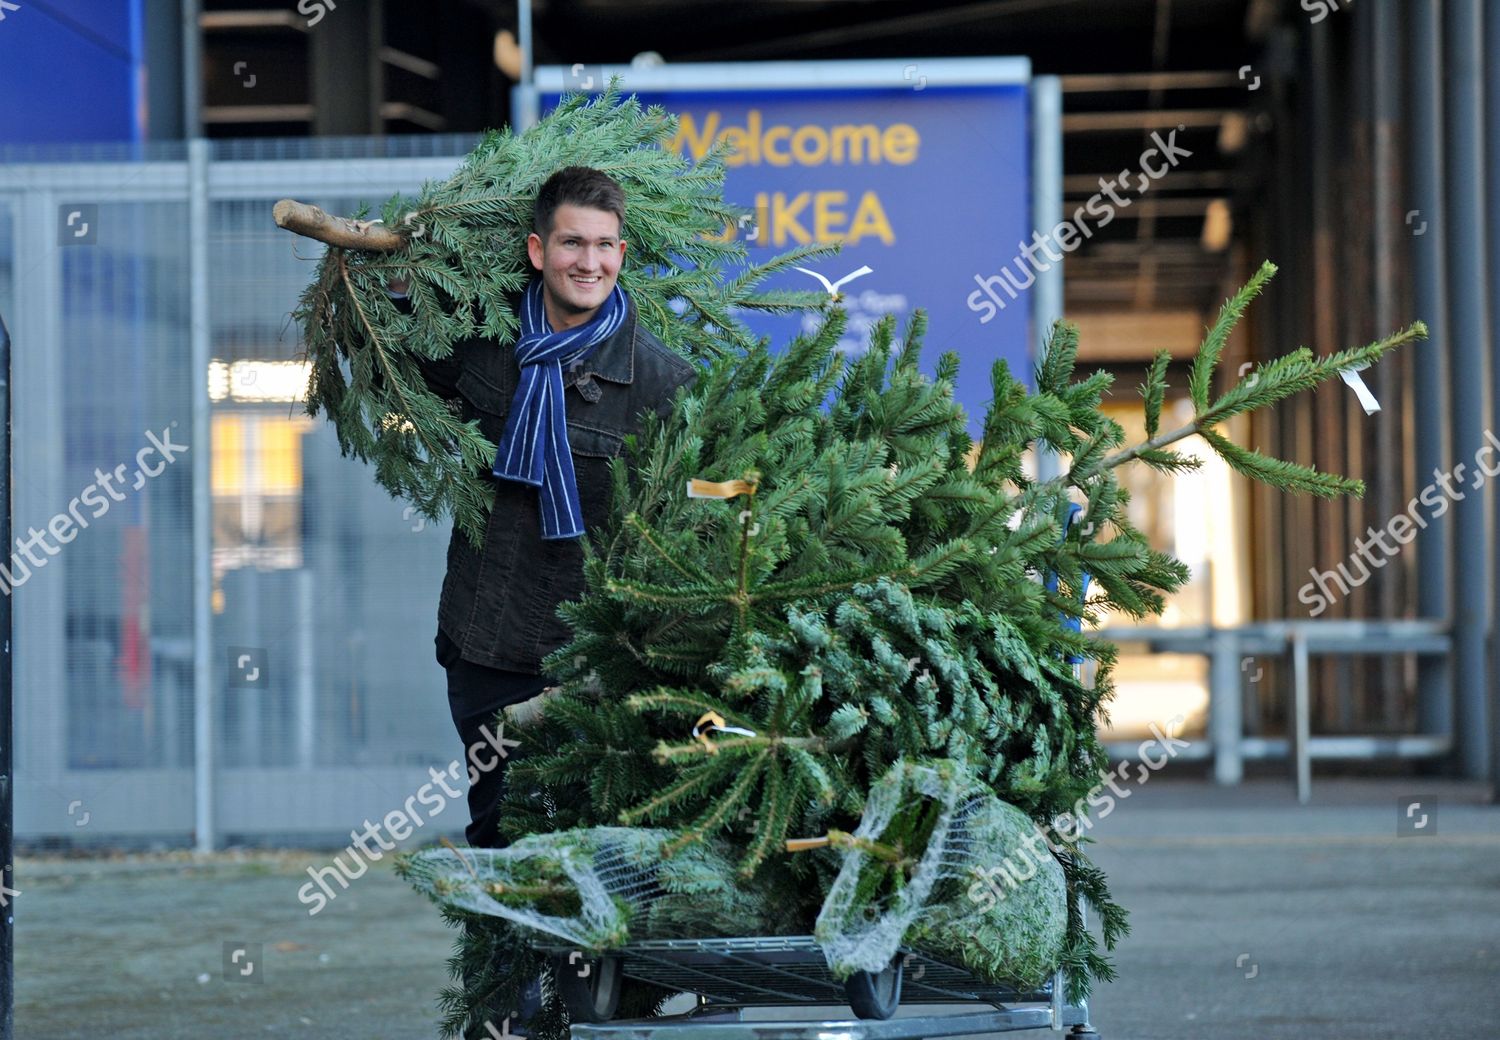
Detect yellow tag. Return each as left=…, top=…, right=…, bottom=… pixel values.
left=686, top=478, right=757, bottom=500
left=784, top=836, right=832, bottom=853
left=692, top=710, right=725, bottom=754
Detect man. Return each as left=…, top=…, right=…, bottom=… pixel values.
left=392, top=166, right=696, bottom=841
left=390, top=166, right=697, bottom=1032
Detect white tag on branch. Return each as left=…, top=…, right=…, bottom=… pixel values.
left=1338, top=362, right=1381, bottom=415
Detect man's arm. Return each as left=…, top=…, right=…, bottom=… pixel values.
left=381, top=280, right=463, bottom=400
left=653, top=363, right=699, bottom=422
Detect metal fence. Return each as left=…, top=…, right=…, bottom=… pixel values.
left=0, top=135, right=487, bottom=849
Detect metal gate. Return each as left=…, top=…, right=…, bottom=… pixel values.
left=0, top=135, right=483, bottom=849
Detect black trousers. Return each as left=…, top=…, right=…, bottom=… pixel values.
left=435, top=627, right=547, bottom=1032
left=436, top=627, right=549, bottom=848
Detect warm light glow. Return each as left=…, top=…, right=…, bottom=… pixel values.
left=494, top=30, right=522, bottom=80
left=208, top=360, right=310, bottom=403
left=1201, top=199, right=1233, bottom=252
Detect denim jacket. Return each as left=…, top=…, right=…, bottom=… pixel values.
left=402, top=290, right=697, bottom=673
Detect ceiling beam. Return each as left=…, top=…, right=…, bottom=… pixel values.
left=1063, top=170, right=1242, bottom=192
left=1061, top=70, right=1240, bottom=92
left=1062, top=109, right=1232, bottom=132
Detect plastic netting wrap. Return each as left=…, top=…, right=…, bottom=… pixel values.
left=399, top=826, right=773, bottom=950
left=904, top=791, right=1068, bottom=990
left=813, top=759, right=1066, bottom=986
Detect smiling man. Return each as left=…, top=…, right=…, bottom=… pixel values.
left=527, top=193, right=625, bottom=329
left=406, top=166, right=696, bottom=839
left=395, top=163, right=696, bottom=979
left=390, top=166, right=698, bottom=1034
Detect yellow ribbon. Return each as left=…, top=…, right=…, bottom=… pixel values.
left=685, top=478, right=757, bottom=500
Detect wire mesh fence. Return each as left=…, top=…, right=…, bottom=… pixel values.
left=0, top=134, right=490, bottom=847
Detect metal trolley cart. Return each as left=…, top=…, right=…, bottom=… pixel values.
left=535, top=926, right=1101, bottom=1040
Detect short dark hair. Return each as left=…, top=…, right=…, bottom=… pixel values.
left=533, top=166, right=626, bottom=239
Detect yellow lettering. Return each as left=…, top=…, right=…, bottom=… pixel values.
left=846, top=191, right=894, bottom=245
left=764, top=126, right=792, bottom=166
left=721, top=126, right=747, bottom=167
left=667, top=110, right=922, bottom=167
left=792, top=126, right=828, bottom=165
left=672, top=111, right=721, bottom=160
left=883, top=124, right=920, bottom=164
left=830, top=124, right=881, bottom=164
left=814, top=191, right=848, bottom=242
left=772, top=191, right=812, bottom=245
left=745, top=109, right=762, bottom=165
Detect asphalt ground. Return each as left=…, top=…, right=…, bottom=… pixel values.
left=12, top=777, right=1499, bottom=1039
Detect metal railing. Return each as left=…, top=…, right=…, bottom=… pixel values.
left=1097, top=619, right=1453, bottom=802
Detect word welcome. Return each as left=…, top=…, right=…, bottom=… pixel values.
left=671, top=110, right=920, bottom=168
left=1, top=426, right=188, bottom=595
left=298, top=722, right=521, bottom=916
left=966, top=715, right=1190, bottom=911
left=967, top=129, right=1193, bottom=322
left=1299, top=428, right=1500, bottom=616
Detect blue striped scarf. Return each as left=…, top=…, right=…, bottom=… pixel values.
left=492, top=277, right=627, bottom=539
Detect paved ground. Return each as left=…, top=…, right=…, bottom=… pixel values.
left=13, top=777, right=1500, bottom=1039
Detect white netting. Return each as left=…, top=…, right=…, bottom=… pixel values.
left=400, top=826, right=768, bottom=950
left=904, top=790, right=1068, bottom=988
left=813, top=758, right=1066, bottom=987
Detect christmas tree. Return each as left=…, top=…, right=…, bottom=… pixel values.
left=394, top=257, right=1424, bottom=1039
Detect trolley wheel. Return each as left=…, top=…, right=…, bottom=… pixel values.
left=844, top=956, right=903, bottom=1020
left=553, top=953, right=623, bottom=1023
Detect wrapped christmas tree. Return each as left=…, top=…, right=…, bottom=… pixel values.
left=393, top=257, right=1422, bottom=1039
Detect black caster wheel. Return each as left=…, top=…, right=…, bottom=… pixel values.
left=1068, top=1028, right=1100, bottom=1039
left=553, top=953, right=623, bottom=1023
left=844, top=956, right=904, bottom=1020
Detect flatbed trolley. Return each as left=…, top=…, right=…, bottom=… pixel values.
left=536, top=926, right=1101, bottom=1040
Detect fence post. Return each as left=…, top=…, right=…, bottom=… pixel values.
left=1210, top=628, right=1242, bottom=785
left=189, top=138, right=215, bottom=853
left=1290, top=629, right=1312, bottom=804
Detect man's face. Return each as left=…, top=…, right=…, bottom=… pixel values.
left=526, top=203, right=627, bottom=330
